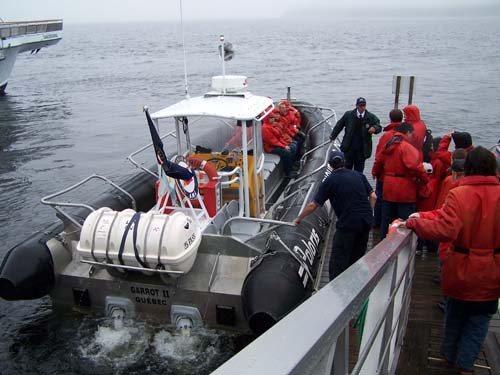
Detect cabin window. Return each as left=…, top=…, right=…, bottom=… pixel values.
left=27, top=25, right=37, bottom=34
left=47, top=23, right=63, bottom=32
left=0, top=28, right=10, bottom=38
left=37, top=24, right=47, bottom=33
left=17, top=26, right=26, bottom=36
left=10, top=27, right=19, bottom=36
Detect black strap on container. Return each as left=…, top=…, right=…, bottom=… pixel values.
left=118, top=212, right=141, bottom=266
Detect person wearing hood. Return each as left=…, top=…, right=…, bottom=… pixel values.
left=399, top=146, right=500, bottom=375
left=330, top=97, right=381, bottom=173
left=378, top=122, right=429, bottom=238
left=403, top=104, right=428, bottom=152
left=372, top=108, right=403, bottom=228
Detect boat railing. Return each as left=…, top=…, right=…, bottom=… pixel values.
left=221, top=217, right=295, bottom=236
left=212, top=229, right=417, bottom=375
left=127, top=130, right=178, bottom=178
left=284, top=141, right=333, bottom=195
left=41, top=174, right=136, bottom=229
left=218, top=166, right=244, bottom=217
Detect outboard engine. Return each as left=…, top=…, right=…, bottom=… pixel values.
left=0, top=223, right=61, bottom=300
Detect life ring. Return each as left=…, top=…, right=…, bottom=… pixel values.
left=186, top=156, right=219, bottom=208
left=187, top=156, right=219, bottom=186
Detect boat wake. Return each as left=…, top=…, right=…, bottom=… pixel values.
left=78, top=318, right=238, bottom=374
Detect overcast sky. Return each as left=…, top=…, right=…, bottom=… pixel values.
left=2, top=0, right=498, bottom=23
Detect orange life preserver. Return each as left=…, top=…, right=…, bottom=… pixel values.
left=187, top=156, right=218, bottom=186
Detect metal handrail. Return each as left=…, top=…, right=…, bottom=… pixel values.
left=221, top=217, right=295, bottom=236
left=127, top=130, right=177, bottom=177
left=305, top=112, right=336, bottom=138
left=212, top=229, right=416, bottom=375
left=41, top=174, right=136, bottom=229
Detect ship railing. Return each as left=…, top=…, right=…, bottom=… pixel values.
left=212, top=229, right=416, bottom=375
left=127, top=130, right=178, bottom=178
left=41, top=174, right=136, bottom=229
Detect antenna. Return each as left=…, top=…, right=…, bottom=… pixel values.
left=179, top=0, right=189, bottom=98
left=219, top=35, right=226, bottom=84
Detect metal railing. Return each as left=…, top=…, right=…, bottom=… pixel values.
left=212, top=228, right=416, bottom=375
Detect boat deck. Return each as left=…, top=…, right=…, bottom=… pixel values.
left=319, top=218, right=500, bottom=374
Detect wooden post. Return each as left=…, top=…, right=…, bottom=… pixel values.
left=408, top=76, right=415, bottom=105
left=394, top=76, right=401, bottom=109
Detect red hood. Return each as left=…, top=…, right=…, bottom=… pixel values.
left=403, top=105, right=421, bottom=122
left=381, top=131, right=408, bottom=156
left=383, top=121, right=401, bottom=132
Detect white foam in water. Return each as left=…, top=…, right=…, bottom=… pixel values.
left=79, top=319, right=149, bottom=367
left=153, top=328, right=220, bottom=364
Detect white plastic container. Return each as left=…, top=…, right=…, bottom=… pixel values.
left=211, top=75, right=248, bottom=93
left=77, top=208, right=201, bottom=274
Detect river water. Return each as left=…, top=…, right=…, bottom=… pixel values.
left=0, top=16, right=499, bottom=374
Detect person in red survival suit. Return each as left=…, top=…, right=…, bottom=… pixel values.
left=262, top=113, right=297, bottom=178
left=378, top=122, right=429, bottom=239
left=400, top=146, right=500, bottom=375
left=436, top=129, right=474, bottom=171
left=279, top=100, right=305, bottom=150
left=372, top=108, right=403, bottom=228
left=402, top=104, right=427, bottom=152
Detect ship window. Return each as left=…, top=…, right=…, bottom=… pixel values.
left=10, top=27, right=19, bottom=36
left=27, top=25, right=37, bottom=34
left=37, top=24, right=47, bottom=33
left=47, top=23, right=63, bottom=32
left=17, top=26, right=26, bottom=36
left=0, top=28, right=10, bottom=38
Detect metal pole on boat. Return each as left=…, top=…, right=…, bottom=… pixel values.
left=179, top=0, right=189, bottom=98
left=287, top=87, right=291, bottom=103
left=220, top=35, right=226, bottom=94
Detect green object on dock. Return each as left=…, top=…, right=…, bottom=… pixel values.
left=353, top=298, right=369, bottom=345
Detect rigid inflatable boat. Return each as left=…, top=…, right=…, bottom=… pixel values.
left=0, top=67, right=339, bottom=336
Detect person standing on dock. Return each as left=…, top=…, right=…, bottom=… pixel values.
left=292, top=150, right=376, bottom=280
left=400, top=146, right=500, bottom=375
left=372, top=108, right=404, bottom=228
left=329, top=97, right=381, bottom=173
left=378, top=122, right=430, bottom=238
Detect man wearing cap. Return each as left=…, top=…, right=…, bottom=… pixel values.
left=293, top=150, right=376, bottom=280
left=330, top=97, right=381, bottom=173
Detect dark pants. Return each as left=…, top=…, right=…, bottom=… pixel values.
left=373, top=179, right=383, bottom=227
left=328, top=226, right=370, bottom=280
left=271, top=147, right=294, bottom=175
left=380, top=201, right=415, bottom=239
left=345, top=150, right=365, bottom=172
left=442, top=297, right=496, bottom=372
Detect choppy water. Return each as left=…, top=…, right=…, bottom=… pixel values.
left=1, top=16, right=499, bottom=374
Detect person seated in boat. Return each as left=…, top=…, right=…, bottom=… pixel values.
left=264, top=110, right=297, bottom=161
left=278, top=101, right=305, bottom=154
left=262, top=113, right=297, bottom=178
left=221, top=120, right=253, bottom=154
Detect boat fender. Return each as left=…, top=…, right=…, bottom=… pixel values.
left=0, top=229, right=57, bottom=300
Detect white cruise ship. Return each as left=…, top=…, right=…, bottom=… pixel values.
left=0, top=19, right=63, bottom=94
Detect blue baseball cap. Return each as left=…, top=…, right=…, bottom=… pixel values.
left=329, top=150, right=345, bottom=164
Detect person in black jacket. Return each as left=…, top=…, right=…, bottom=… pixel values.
left=330, top=97, right=381, bottom=172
